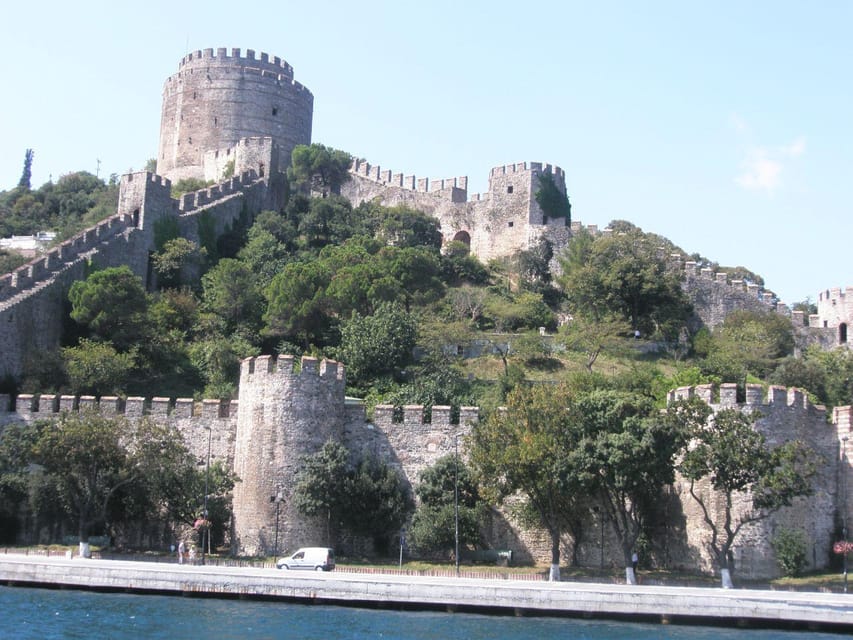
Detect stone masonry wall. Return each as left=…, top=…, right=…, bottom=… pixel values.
left=0, top=393, right=236, bottom=470
left=340, top=159, right=571, bottom=265
left=157, top=48, right=312, bottom=183
left=680, top=261, right=781, bottom=330
left=666, top=383, right=838, bottom=579
left=1, top=370, right=850, bottom=577
left=0, top=165, right=276, bottom=380
left=231, top=355, right=347, bottom=556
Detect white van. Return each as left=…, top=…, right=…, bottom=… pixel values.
left=276, top=547, right=335, bottom=571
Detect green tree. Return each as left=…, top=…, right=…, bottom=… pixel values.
left=700, top=310, right=795, bottom=382
left=237, top=227, right=292, bottom=288
left=0, top=250, right=28, bottom=275
left=576, top=389, right=692, bottom=584
left=152, top=237, right=204, bottom=289
left=298, top=196, right=355, bottom=248
left=679, top=407, right=817, bottom=588
left=31, top=412, right=181, bottom=556
left=288, top=144, right=352, bottom=195
left=147, top=455, right=237, bottom=552
left=62, top=339, right=137, bottom=395
left=558, top=315, right=633, bottom=372
left=409, top=454, right=484, bottom=557
left=264, top=261, right=331, bottom=348
left=806, top=347, right=853, bottom=408
left=484, top=290, right=555, bottom=333
left=470, top=383, right=587, bottom=581
left=0, top=421, right=41, bottom=543
left=292, top=440, right=351, bottom=546
left=188, top=335, right=259, bottom=399
left=18, top=149, right=34, bottom=190
left=336, top=302, right=417, bottom=388
left=772, top=528, right=808, bottom=577
left=201, top=258, right=264, bottom=335
left=377, top=246, right=445, bottom=310
left=68, top=266, right=149, bottom=350
left=534, top=171, right=571, bottom=222
left=440, top=243, right=490, bottom=286
left=558, top=229, right=690, bottom=339
left=372, top=205, right=443, bottom=249
left=340, top=456, right=413, bottom=554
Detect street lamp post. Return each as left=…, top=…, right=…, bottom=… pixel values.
left=843, top=436, right=849, bottom=594
left=202, top=425, right=212, bottom=565
left=454, top=434, right=460, bottom=577
left=271, top=492, right=284, bottom=558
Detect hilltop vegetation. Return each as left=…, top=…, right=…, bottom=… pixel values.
left=1, top=146, right=851, bottom=415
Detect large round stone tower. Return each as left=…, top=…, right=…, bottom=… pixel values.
left=156, top=47, right=313, bottom=182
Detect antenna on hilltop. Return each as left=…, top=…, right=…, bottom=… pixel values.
left=96, top=158, right=101, bottom=178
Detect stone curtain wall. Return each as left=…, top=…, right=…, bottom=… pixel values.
left=680, top=261, right=781, bottom=330
left=0, top=393, right=236, bottom=467
left=157, top=48, right=313, bottom=183
left=1, top=374, right=849, bottom=577
left=0, top=165, right=276, bottom=380
left=667, top=384, right=838, bottom=579
left=340, top=159, right=571, bottom=264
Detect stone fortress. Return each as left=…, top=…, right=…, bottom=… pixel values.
left=0, top=47, right=852, bottom=577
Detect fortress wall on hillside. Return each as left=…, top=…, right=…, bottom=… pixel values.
left=0, top=163, right=278, bottom=380
left=679, top=260, right=783, bottom=329
left=342, top=159, right=571, bottom=265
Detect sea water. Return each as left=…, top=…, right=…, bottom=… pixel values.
left=0, top=585, right=845, bottom=640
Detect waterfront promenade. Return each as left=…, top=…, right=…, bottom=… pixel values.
left=1, top=554, right=851, bottom=631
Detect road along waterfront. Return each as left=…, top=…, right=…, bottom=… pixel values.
left=1, top=554, right=851, bottom=633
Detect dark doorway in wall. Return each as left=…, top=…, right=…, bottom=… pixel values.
left=840, top=323, right=848, bottom=344
left=452, top=230, right=471, bottom=250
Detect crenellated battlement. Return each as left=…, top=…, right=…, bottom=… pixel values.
left=164, top=48, right=313, bottom=101
left=371, top=404, right=479, bottom=429
left=349, top=158, right=468, bottom=198
left=667, top=383, right=823, bottom=416
left=0, top=392, right=237, bottom=421
left=177, top=170, right=260, bottom=214
left=239, top=354, right=345, bottom=383
left=489, top=161, right=566, bottom=183
left=158, top=47, right=312, bottom=184
left=178, top=47, right=295, bottom=77
left=569, top=220, right=603, bottom=236
left=0, top=212, right=134, bottom=304
left=676, top=258, right=794, bottom=327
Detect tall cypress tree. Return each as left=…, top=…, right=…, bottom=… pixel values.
left=18, top=149, right=34, bottom=190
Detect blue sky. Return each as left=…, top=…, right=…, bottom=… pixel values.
left=1, top=1, right=850, bottom=305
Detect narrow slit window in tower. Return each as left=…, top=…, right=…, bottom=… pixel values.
left=841, top=323, right=848, bottom=344
left=507, top=185, right=513, bottom=194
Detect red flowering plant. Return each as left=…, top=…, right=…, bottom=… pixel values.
left=193, top=517, right=211, bottom=531
left=833, top=541, right=853, bottom=555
